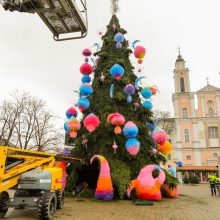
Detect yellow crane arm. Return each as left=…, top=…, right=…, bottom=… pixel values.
left=0, top=146, right=81, bottom=193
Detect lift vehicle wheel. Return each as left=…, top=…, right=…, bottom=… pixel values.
left=56, top=189, right=65, bottom=209
left=38, top=192, right=57, bottom=220
left=0, top=191, right=9, bottom=218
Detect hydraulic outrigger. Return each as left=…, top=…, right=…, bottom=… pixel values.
left=0, top=146, right=81, bottom=219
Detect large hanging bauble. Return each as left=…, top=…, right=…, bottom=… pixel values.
left=124, top=84, right=135, bottom=103
left=110, top=64, right=125, bottom=80
left=124, top=84, right=135, bottom=95
left=107, top=113, right=125, bottom=135
left=66, top=107, right=77, bottom=119
left=125, top=138, right=140, bottom=156
left=142, top=100, right=153, bottom=110
left=158, top=141, right=172, bottom=157
left=123, top=121, right=139, bottom=138
left=81, top=74, right=91, bottom=83
left=80, top=63, right=93, bottom=75
left=83, top=113, right=100, bottom=133
left=82, top=48, right=92, bottom=57
left=141, top=87, right=152, bottom=99
left=134, top=46, right=146, bottom=59
left=80, top=83, right=93, bottom=97
left=67, top=118, right=81, bottom=131
left=114, top=32, right=124, bottom=42
left=77, top=97, right=90, bottom=111
left=152, top=130, right=167, bottom=145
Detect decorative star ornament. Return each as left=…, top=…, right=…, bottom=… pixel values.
left=100, top=73, right=105, bottom=82
left=112, top=140, right=118, bottom=153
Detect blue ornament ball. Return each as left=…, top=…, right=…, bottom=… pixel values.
left=114, top=32, right=124, bottom=43
left=123, top=121, right=139, bottom=138
left=177, top=161, right=183, bottom=167
left=81, top=74, right=91, bottom=83
left=141, top=87, right=152, bottom=99
left=77, top=97, right=90, bottom=111
left=110, top=64, right=125, bottom=80
left=124, top=84, right=135, bottom=95
left=80, top=83, right=93, bottom=96
left=125, top=138, right=140, bottom=149
left=146, top=122, right=156, bottom=131
left=143, top=100, right=153, bottom=110
left=168, top=168, right=175, bottom=176
left=64, top=121, right=70, bottom=133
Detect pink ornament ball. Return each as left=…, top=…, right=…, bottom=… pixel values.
left=66, top=107, right=77, bottom=119
left=125, top=138, right=140, bottom=156
left=134, top=46, right=146, bottom=59
left=80, top=63, right=93, bottom=75
left=85, top=57, right=89, bottom=62
left=82, top=48, right=92, bottom=57
left=152, top=130, right=167, bottom=145
left=84, top=113, right=100, bottom=133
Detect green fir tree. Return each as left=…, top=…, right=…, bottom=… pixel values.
left=67, top=15, right=176, bottom=199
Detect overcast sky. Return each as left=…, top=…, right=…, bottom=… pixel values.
left=0, top=0, right=220, bottom=126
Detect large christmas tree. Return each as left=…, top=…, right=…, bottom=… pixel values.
left=65, top=14, right=177, bottom=199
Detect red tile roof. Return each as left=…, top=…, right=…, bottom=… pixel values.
left=177, top=166, right=218, bottom=171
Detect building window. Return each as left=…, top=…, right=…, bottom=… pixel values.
left=167, top=139, right=172, bottom=143
left=182, top=108, right=188, bottom=118
left=207, top=100, right=214, bottom=117
left=186, top=155, right=191, bottom=160
left=184, top=129, right=189, bottom=142
left=180, top=77, right=185, bottom=92
left=208, top=127, right=218, bottom=139
left=213, top=153, right=218, bottom=157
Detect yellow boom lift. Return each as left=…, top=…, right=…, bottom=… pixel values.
left=0, top=0, right=88, bottom=41
left=0, top=146, right=81, bottom=220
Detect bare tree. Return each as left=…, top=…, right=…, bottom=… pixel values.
left=0, top=90, right=28, bottom=146
left=0, top=90, right=63, bottom=152
left=153, top=110, right=175, bottom=135
left=32, top=111, right=63, bottom=152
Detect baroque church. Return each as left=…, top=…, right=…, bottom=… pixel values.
left=171, top=53, right=220, bottom=181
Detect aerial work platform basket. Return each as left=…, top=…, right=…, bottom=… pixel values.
left=1, top=0, right=88, bottom=41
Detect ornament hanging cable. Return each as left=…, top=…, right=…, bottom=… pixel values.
left=111, top=0, right=119, bottom=14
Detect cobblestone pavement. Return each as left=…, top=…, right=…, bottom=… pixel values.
left=5, top=184, right=220, bottom=220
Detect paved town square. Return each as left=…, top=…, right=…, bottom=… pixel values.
left=5, top=184, right=219, bottom=220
